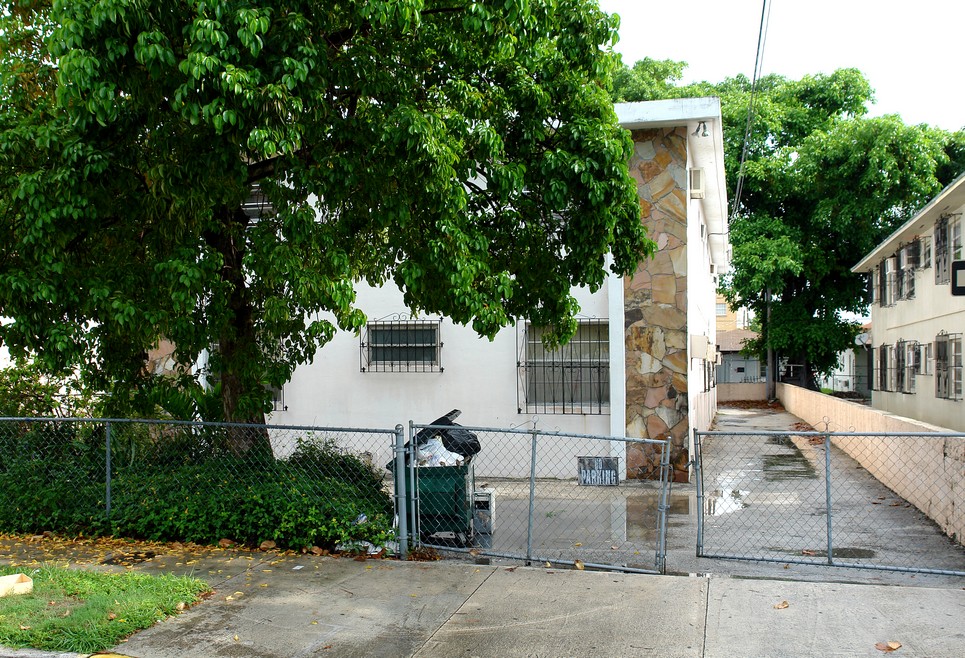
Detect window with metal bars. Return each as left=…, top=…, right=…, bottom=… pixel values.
left=936, top=332, right=963, bottom=400
left=895, top=340, right=918, bottom=394
left=360, top=320, right=442, bottom=372
left=518, top=320, right=609, bottom=414
left=876, top=344, right=893, bottom=392
left=935, top=216, right=950, bottom=285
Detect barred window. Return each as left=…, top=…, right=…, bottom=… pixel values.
left=269, top=385, right=286, bottom=411
left=935, top=216, right=950, bottom=285
left=877, top=344, right=893, bottom=392
left=518, top=320, right=609, bottom=414
left=936, top=332, right=963, bottom=400
left=895, top=340, right=918, bottom=394
left=361, top=320, right=442, bottom=372
left=920, top=236, right=932, bottom=269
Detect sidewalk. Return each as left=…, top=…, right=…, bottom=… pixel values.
left=1, top=551, right=962, bottom=658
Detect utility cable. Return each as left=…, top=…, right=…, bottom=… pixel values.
left=732, top=0, right=772, bottom=217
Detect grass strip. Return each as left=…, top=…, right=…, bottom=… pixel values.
left=0, top=564, right=209, bottom=653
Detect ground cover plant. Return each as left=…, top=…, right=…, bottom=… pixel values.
left=0, top=564, right=208, bottom=653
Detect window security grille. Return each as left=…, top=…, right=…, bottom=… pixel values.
left=935, top=332, right=963, bottom=401
left=895, top=340, right=918, bottom=394
left=935, top=216, right=950, bottom=285
left=877, top=344, right=893, bottom=392
left=269, top=385, right=286, bottom=411
left=898, top=243, right=916, bottom=300
left=360, top=320, right=442, bottom=372
left=920, top=236, right=932, bottom=269
left=518, top=319, right=609, bottom=414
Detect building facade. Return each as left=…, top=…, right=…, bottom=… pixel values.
left=852, top=173, right=965, bottom=431
left=273, top=98, right=731, bottom=481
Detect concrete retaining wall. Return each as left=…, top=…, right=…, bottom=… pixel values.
left=777, top=383, right=965, bottom=544
left=717, top=383, right=767, bottom=402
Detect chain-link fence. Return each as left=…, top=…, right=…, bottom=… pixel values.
left=0, top=417, right=672, bottom=574
left=694, top=430, right=965, bottom=576
left=402, top=422, right=672, bottom=574
left=0, top=417, right=399, bottom=551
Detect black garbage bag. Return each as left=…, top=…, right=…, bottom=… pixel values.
left=415, top=409, right=481, bottom=463
left=387, top=409, right=481, bottom=470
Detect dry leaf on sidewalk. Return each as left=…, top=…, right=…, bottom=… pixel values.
left=773, top=600, right=789, bottom=609
left=875, top=641, right=902, bottom=652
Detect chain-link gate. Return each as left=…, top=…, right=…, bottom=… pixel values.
left=398, top=422, right=673, bottom=574
left=694, top=429, right=965, bottom=576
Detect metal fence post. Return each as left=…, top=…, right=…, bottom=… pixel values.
left=105, top=421, right=112, bottom=525
left=393, top=424, right=408, bottom=559
left=824, top=431, right=834, bottom=566
left=694, top=430, right=704, bottom=558
left=526, top=427, right=538, bottom=565
left=656, top=435, right=672, bottom=573
left=407, top=421, right=419, bottom=548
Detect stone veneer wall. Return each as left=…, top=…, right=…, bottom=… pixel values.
left=624, top=127, right=690, bottom=482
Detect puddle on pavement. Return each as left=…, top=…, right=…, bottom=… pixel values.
left=803, top=547, right=877, bottom=559
left=626, top=492, right=691, bottom=541
left=763, top=435, right=817, bottom=481
left=706, top=488, right=749, bottom=516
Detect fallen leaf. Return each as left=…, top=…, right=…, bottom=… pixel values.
left=311, top=620, right=318, bottom=625
left=774, top=600, right=789, bottom=609
left=611, top=545, right=618, bottom=550
left=259, top=583, right=269, bottom=588
left=875, top=641, right=902, bottom=652
left=504, top=566, right=517, bottom=572
left=218, top=539, right=235, bottom=548
left=176, top=602, right=186, bottom=611
left=19, top=625, right=30, bottom=630
left=802, top=549, right=817, bottom=556
left=108, top=613, right=117, bottom=620
left=225, top=596, right=235, bottom=601
left=233, top=635, right=239, bottom=642
left=468, top=549, right=480, bottom=557
left=260, top=540, right=276, bottom=551
left=574, top=560, right=585, bottom=571
left=573, top=542, right=582, bottom=547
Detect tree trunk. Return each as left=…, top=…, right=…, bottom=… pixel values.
left=206, top=205, right=272, bottom=458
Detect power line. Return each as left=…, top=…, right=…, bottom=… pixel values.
left=731, top=0, right=772, bottom=217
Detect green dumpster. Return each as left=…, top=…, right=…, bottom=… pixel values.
left=405, top=463, right=474, bottom=544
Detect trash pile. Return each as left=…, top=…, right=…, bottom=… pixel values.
left=412, top=409, right=480, bottom=467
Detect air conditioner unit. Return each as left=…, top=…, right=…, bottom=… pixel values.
left=689, top=168, right=705, bottom=199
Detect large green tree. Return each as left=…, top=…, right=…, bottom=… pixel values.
left=613, top=61, right=963, bottom=386
left=0, top=0, right=653, bottom=444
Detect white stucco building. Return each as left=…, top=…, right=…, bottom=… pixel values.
left=272, top=98, right=731, bottom=481
left=852, top=172, right=965, bottom=431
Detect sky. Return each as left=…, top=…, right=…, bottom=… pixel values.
left=597, top=0, right=965, bottom=132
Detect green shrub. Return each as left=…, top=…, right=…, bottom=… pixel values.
left=0, top=425, right=395, bottom=551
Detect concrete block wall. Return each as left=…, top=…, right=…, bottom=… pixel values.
left=777, top=383, right=964, bottom=545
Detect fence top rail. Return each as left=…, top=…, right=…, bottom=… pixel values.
left=696, top=429, right=965, bottom=439
left=412, top=421, right=670, bottom=446
left=0, top=416, right=400, bottom=436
